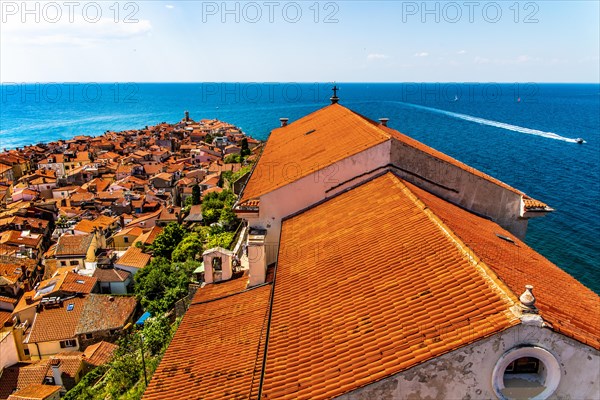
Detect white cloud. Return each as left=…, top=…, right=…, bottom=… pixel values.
left=165, top=5, right=175, bottom=9
left=414, top=52, right=429, bottom=57
left=367, top=53, right=389, bottom=60
left=1, top=17, right=152, bottom=47
left=473, top=55, right=541, bottom=65
left=457, top=50, right=467, bottom=55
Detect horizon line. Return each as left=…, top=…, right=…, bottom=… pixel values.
left=1, top=81, right=599, bottom=85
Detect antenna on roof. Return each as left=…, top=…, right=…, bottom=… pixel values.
left=330, top=84, right=340, bottom=104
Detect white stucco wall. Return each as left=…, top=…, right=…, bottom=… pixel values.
left=28, top=338, right=80, bottom=360
left=203, top=252, right=233, bottom=284
left=246, top=141, right=392, bottom=265
left=0, top=330, right=19, bottom=369
left=336, top=323, right=599, bottom=400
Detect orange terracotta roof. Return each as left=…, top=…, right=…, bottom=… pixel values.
left=201, top=187, right=223, bottom=198
left=75, top=294, right=137, bottom=335
left=523, top=197, right=550, bottom=210
left=46, top=353, right=84, bottom=379
left=0, top=310, right=11, bottom=326
left=0, top=231, right=42, bottom=248
left=83, top=341, right=119, bottom=367
left=0, top=361, right=50, bottom=399
left=125, top=209, right=162, bottom=228
left=93, top=267, right=131, bottom=283
left=406, top=181, right=600, bottom=350
left=115, top=246, right=151, bottom=270
left=73, top=215, right=116, bottom=233
left=7, top=384, right=60, bottom=400
left=55, top=234, right=93, bottom=256
left=240, top=103, right=533, bottom=204
left=113, top=226, right=144, bottom=239
left=143, top=285, right=271, bottom=400
left=0, top=295, right=18, bottom=304
left=133, top=226, right=163, bottom=246
left=59, top=272, right=97, bottom=294
left=240, top=104, right=396, bottom=202
left=25, top=297, right=86, bottom=343
left=262, top=172, right=519, bottom=399
left=191, top=271, right=249, bottom=304
left=0, top=262, right=24, bottom=283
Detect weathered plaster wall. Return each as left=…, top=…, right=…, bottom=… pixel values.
left=0, top=330, right=19, bottom=369
left=336, top=324, right=599, bottom=400
left=247, top=141, right=392, bottom=265
left=389, top=140, right=527, bottom=238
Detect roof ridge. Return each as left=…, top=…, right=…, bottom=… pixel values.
left=391, top=174, right=521, bottom=319
left=190, top=281, right=271, bottom=306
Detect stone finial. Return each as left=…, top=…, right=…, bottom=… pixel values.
left=520, top=284, right=537, bottom=313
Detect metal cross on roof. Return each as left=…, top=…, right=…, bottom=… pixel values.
left=330, top=85, right=340, bottom=104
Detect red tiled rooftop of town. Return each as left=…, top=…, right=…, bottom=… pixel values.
left=6, top=384, right=60, bottom=400
left=240, top=103, right=544, bottom=207
left=406, top=180, right=600, bottom=350
left=83, top=341, right=119, bottom=367
left=143, top=285, right=271, bottom=400
left=262, top=172, right=520, bottom=399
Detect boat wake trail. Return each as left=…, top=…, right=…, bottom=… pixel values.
left=395, top=101, right=584, bottom=143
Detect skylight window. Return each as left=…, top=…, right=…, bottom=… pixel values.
left=67, top=304, right=74, bottom=311
left=76, top=280, right=85, bottom=284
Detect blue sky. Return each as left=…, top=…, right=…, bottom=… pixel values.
left=1, top=1, right=598, bottom=82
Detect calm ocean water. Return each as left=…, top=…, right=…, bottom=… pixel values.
left=1, top=83, right=599, bottom=293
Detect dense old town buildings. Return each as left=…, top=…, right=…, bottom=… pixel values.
left=0, top=114, right=259, bottom=397
left=144, top=99, right=599, bottom=400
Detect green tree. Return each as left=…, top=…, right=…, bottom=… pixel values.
left=191, top=184, right=201, bottom=205
left=172, top=232, right=204, bottom=262
left=134, top=258, right=198, bottom=314
left=201, top=190, right=239, bottom=229
left=202, top=208, right=220, bottom=225
left=103, top=334, right=143, bottom=397
left=150, top=222, right=186, bottom=259
left=205, top=231, right=235, bottom=250
left=224, top=153, right=241, bottom=164
left=240, top=138, right=251, bottom=156
left=142, top=315, right=173, bottom=355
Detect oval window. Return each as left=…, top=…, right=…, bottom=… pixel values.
left=492, top=346, right=561, bottom=400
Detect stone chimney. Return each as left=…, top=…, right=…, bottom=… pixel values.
left=248, top=228, right=267, bottom=286
left=279, top=118, right=289, bottom=127
left=50, top=358, right=63, bottom=386
left=379, top=118, right=389, bottom=127
left=184, top=111, right=190, bottom=122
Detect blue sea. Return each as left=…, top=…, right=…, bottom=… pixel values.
left=1, top=82, right=599, bottom=293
